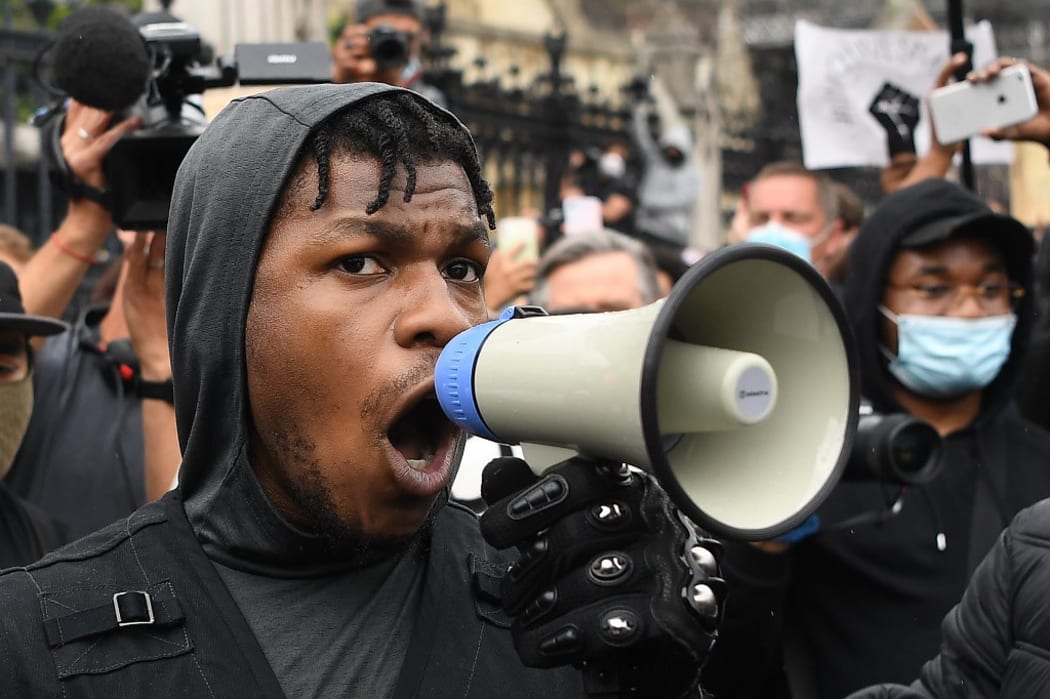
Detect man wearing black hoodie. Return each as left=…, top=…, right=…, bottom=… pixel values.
left=705, top=178, right=1050, bottom=699
left=0, top=83, right=721, bottom=697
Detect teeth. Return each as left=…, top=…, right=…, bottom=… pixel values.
left=407, top=459, right=428, bottom=471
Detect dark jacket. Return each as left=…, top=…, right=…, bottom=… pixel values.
left=847, top=497, right=1050, bottom=698
left=0, top=492, right=578, bottom=697
left=704, top=179, right=1050, bottom=699
left=0, top=481, right=65, bottom=568
left=7, top=305, right=146, bottom=539
left=0, top=83, right=581, bottom=696
left=1016, top=230, right=1050, bottom=432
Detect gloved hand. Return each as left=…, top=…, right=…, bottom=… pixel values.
left=480, top=456, right=726, bottom=698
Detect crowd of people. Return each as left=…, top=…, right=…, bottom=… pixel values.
left=2, top=0, right=1050, bottom=696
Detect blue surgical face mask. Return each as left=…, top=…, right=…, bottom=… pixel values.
left=745, top=222, right=819, bottom=263
left=879, top=306, right=1017, bottom=397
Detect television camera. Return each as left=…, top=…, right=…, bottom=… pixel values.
left=35, top=7, right=331, bottom=230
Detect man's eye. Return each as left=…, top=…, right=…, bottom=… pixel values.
left=917, top=283, right=951, bottom=299
left=444, top=260, right=482, bottom=283
left=978, top=281, right=1006, bottom=298
left=338, top=256, right=385, bottom=275
left=0, top=359, right=25, bottom=378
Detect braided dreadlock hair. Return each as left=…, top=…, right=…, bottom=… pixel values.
left=290, top=91, right=495, bottom=229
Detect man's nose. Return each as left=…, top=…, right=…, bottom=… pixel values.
left=394, top=268, right=477, bottom=348
left=948, top=285, right=988, bottom=318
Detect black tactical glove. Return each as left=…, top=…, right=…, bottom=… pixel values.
left=480, top=456, right=725, bottom=698
left=868, top=82, right=922, bottom=156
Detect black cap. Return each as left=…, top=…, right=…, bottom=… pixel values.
left=0, top=261, right=68, bottom=337
left=355, top=0, right=423, bottom=22
left=901, top=209, right=1035, bottom=283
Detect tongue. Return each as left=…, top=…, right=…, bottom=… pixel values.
left=389, top=398, right=445, bottom=466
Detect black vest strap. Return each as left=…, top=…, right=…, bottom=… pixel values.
left=44, top=586, right=185, bottom=648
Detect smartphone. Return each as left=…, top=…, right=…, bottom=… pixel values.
left=561, top=195, right=604, bottom=237
left=928, top=63, right=1038, bottom=144
left=496, top=216, right=540, bottom=262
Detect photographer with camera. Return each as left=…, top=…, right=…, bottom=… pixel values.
left=332, top=0, right=446, bottom=107
left=7, top=94, right=181, bottom=539
left=705, top=178, right=1050, bottom=699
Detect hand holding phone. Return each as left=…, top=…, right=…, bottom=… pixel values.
left=969, top=58, right=1050, bottom=149
left=928, top=63, right=1039, bottom=144
left=496, top=217, right=541, bottom=262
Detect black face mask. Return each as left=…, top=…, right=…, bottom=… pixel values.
left=663, top=149, right=684, bottom=166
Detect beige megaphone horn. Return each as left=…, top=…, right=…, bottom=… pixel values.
left=436, top=244, right=859, bottom=540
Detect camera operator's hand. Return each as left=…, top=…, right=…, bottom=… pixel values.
left=480, top=456, right=725, bottom=698
left=122, top=232, right=170, bottom=382
left=122, top=231, right=180, bottom=500
left=61, top=99, right=142, bottom=194
left=19, top=100, right=141, bottom=326
left=55, top=99, right=141, bottom=248
left=332, top=24, right=403, bottom=86
left=971, top=57, right=1050, bottom=151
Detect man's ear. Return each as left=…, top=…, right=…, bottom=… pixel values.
left=826, top=219, right=847, bottom=256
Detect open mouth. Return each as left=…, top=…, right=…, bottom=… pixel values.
left=387, top=393, right=455, bottom=471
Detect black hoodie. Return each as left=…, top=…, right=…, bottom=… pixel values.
left=706, top=179, right=1050, bottom=699
left=0, top=83, right=580, bottom=698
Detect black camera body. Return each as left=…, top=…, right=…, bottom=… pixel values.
left=44, top=16, right=331, bottom=230
left=100, top=21, right=220, bottom=231
left=368, top=25, right=411, bottom=72
left=843, top=406, right=943, bottom=486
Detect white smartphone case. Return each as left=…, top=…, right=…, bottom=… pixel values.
left=928, top=63, right=1038, bottom=144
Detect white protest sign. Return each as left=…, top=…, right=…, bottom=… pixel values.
left=795, top=20, right=1013, bottom=169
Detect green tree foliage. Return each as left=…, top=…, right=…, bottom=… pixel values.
left=7, top=0, right=143, bottom=31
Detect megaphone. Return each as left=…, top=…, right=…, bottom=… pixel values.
left=436, top=245, right=859, bottom=540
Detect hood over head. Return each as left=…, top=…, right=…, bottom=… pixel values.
left=166, top=82, right=475, bottom=576
left=843, top=178, right=1036, bottom=415
left=658, top=124, right=692, bottom=155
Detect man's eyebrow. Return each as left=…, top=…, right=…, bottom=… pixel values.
left=911, top=260, right=1007, bottom=277
left=913, top=263, right=949, bottom=276
left=312, top=218, right=490, bottom=248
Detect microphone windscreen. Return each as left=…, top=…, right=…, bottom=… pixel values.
left=52, top=7, right=151, bottom=112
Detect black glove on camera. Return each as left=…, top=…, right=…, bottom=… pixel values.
left=479, top=456, right=726, bottom=698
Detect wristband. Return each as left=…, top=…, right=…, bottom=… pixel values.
left=139, top=378, right=175, bottom=404
left=50, top=233, right=100, bottom=266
